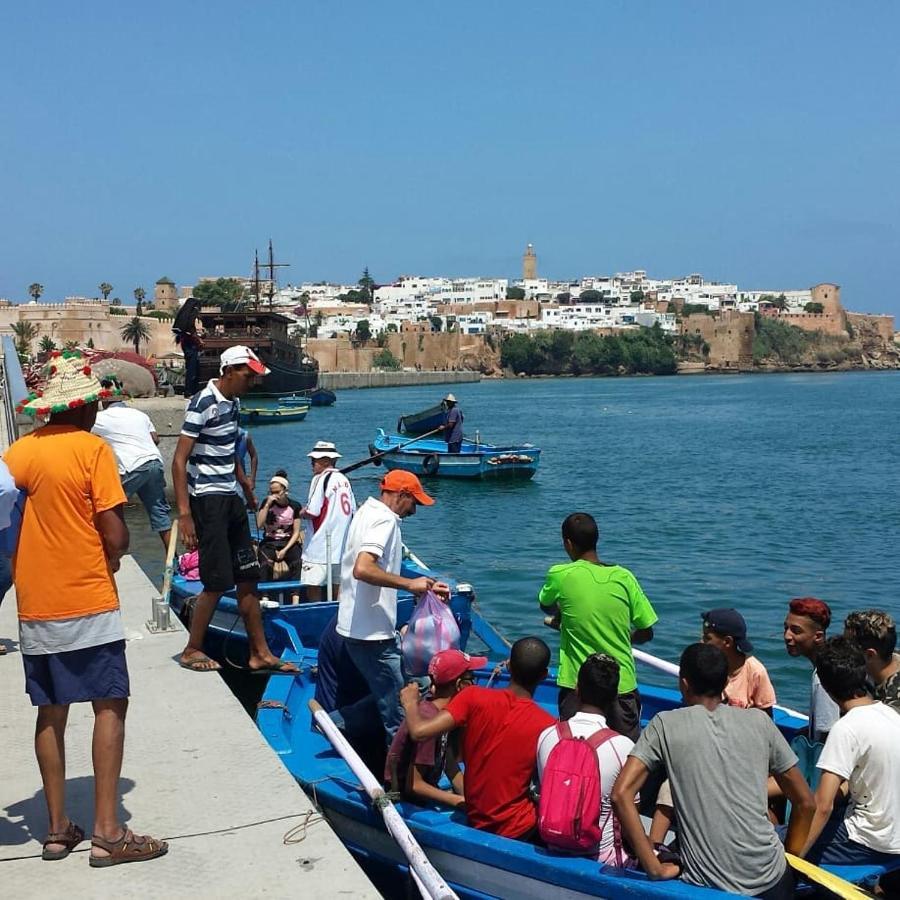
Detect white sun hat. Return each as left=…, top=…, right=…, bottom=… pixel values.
left=444, top=393, right=457, bottom=402
left=307, top=440, right=342, bottom=459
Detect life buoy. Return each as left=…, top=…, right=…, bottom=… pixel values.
left=422, top=454, right=440, bottom=475
left=368, top=443, right=382, bottom=466
left=253, top=325, right=262, bottom=337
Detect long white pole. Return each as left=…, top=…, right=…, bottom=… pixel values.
left=309, top=701, right=458, bottom=900
left=325, top=532, right=333, bottom=603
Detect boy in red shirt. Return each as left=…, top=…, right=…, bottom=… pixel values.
left=400, top=637, right=554, bottom=840
left=385, top=648, right=487, bottom=808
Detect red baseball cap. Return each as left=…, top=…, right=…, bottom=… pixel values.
left=380, top=470, right=434, bottom=505
left=219, top=345, right=270, bottom=376
left=428, top=649, right=488, bottom=685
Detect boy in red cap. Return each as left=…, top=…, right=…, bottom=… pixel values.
left=385, top=648, right=486, bottom=808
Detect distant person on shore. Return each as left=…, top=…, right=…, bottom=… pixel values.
left=172, top=295, right=204, bottom=397
left=701, top=608, right=776, bottom=713
left=612, top=643, right=814, bottom=897
left=336, top=470, right=448, bottom=741
left=844, top=609, right=900, bottom=713
left=256, top=471, right=303, bottom=592
left=92, top=377, right=172, bottom=551
left=4, top=353, right=167, bottom=866
left=401, top=637, right=555, bottom=840
left=386, top=648, right=486, bottom=809
left=783, top=597, right=840, bottom=743
left=301, top=441, right=356, bottom=601
left=794, top=636, right=900, bottom=878
left=172, top=345, right=299, bottom=675
left=539, top=512, right=657, bottom=741
left=441, top=394, right=464, bottom=453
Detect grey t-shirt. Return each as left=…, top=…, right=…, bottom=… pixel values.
left=631, top=704, right=797, bottom=895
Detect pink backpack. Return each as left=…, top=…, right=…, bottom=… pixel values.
left=538, top=722, right=624, bottom=860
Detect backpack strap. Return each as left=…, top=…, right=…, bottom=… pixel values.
left=587, top=728, right=626, bottom=866
left=555, top=720, right=573, bottom=741
left=586, top=727, right=618, bottom=751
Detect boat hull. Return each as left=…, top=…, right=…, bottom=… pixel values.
left=397, top=403, right=448, bottom=435
left=373, top=430, right=540, bottom=480
left=238, top=403, right=309, bottom=425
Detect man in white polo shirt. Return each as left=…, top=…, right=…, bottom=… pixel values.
left=301, top=441, right=356, bottom=602
left=92, top=379, right=172, bottom=550
left=337, top=470, right=447, bottom=742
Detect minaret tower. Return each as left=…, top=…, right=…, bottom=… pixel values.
left=523, top=243, right=537, bottom=280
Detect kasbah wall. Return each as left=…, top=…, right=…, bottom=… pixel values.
left=682, top=311, right=755, bottom=368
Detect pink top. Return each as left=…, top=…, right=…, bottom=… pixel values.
left=724, top=655, right=777, bottom=710
left=178, top=550, right=200, bottom=581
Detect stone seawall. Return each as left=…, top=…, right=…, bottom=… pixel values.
left=318, top=370, right=481, bottom=390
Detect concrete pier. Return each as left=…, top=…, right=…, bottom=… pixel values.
left=318, top=370, right=481, bottom=390
left=0, top=558, right=377, bottom=899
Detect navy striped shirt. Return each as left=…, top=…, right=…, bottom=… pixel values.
left=181, top=379, right=241, bottom=496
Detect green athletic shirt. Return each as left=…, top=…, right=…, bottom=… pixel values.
left=539, top=560, right=658, bottom=693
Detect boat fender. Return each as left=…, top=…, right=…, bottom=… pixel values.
left=368, top=443, right=382, bottom=466
left=422, top=454, right=440, bottom=475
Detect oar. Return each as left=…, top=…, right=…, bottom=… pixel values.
left=309, top=700, right=458, bottom=900
left=160, top=518, right=180, bottom=605
left=340, top=426, right=445, bottom=475
left=785, top=853, right=871, bottom=899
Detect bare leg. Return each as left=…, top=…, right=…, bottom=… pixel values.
left=35, top=704, right=70, bottom=852
left=180, top=590, right=223, bottom=670
left=236, top=581, right=298, bottom=672
left=306, top=585, right=323, bottom=602
left=91, top=699, right=127, bottom=854
left=330, top=582, right=341, bottom=602
left=158, top=529, right=172, bottom=551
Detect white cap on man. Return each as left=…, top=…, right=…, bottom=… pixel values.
left=219, top=345, right=270, bottom=375
left=307, top=440, right=342, bottom=460
left=444, top=393, right=457, bottom=403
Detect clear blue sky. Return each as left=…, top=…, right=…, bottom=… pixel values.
left=2, top=2, right=898, bottom=315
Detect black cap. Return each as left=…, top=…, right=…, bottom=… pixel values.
left=701, top=608, right=753, bottom=654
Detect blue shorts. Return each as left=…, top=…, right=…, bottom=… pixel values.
left=23, top=640, right=130, bottom=707
left=122, top=460, right=171, bottom=533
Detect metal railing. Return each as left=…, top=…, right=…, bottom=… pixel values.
left=0, top=336, right=28, bottom=451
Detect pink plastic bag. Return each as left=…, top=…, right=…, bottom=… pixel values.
left=401, top=591, right=461, bottom=676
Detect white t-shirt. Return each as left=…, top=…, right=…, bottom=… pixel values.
left=92, top=403, right=161, bottom=475
left=336, top=497, right=403, bottom=641
left=817, top=702, right=900, bottom=853
left=303, top=468, right=357, bottom=564
left=810, top=668, right=841, bottom=742
left=536, top=711, right=634, bottom=863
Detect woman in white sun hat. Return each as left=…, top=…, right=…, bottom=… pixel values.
left=301, top=441, right=357, bottom=601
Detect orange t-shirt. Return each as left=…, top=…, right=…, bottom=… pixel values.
left=4, top=425, right=127, bottom=621
left=724, top=655, right=777, bottom=710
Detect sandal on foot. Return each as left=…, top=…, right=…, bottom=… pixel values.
left=89, top=829, right=168, bottom=868
left=179, top=653, right=221, bottom=672
left=249, top=660, right=299, bottom=676
left=42, top=820, right=85, bottom=860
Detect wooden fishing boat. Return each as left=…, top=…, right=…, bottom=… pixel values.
left=256, top=611, right=887, bottom=899
left=397, top=403, right=448, bottom=435
left=238, top=399, right=310, bottom=425
left=372, top=428, right=540, bottom=480
left=309, top=387, right=337, bottom=406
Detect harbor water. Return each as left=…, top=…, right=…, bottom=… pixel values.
left=129, top=371, right=900, bottom=711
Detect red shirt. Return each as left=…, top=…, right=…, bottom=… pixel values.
left=446, top=686, right=554, bottom=838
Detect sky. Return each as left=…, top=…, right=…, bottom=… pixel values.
left=2, top=1, right=899, bottom=315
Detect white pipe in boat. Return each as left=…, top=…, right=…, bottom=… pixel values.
left=309, top=700, right=458, bottom=900
left=403, top=543, right=429, bottom=571
left=325, top=532, right=333, bottom=604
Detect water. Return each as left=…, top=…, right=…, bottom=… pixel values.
left=129, top=371, right=900, bottom=711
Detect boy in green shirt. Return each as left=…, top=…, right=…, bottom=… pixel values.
left=539, top=512, right=657, bottom=740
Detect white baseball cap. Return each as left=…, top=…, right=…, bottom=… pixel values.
left=307, top=440, right=342, bottom=460
left=219, top=345, right=270, bottom=375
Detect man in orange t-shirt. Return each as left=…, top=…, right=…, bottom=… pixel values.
left=4, top=352, right=167, bottom=867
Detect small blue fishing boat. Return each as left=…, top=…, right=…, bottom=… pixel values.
left=309, top=387, right=337, bottom=407
left=239, top=399, right=310, bottom=425
left=256, top=610, right=884, bottom=899
left=397, top=402, right=448, bottom=435
left=372, top=428, right=541, bottom=480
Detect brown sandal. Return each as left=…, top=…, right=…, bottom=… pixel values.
left=42, top=820, right=85, bottom=860
left=89, top=829, right=168, bottom=868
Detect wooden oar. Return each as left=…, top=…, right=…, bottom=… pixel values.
left=785, top=853, right=872, bottom=899
left=160, top=518, right=180, bottom=605
left=309, top=699, right=458, bottom=900
left=340, top=426, right=445, bottom=475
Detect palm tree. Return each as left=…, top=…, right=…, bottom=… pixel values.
left=28, top=283, right=43, bottom=303
left=38, top=335, right=57, bottom=354
left=11, top=321, right=40, bottom=358
left=134, top=286, right=146, bottom=317
left=99, top=282, right=113, bottom=300
left=120, top=316, right=151, bottom=355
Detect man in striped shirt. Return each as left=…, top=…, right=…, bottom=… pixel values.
left=172, top=346, right=298, bottom=675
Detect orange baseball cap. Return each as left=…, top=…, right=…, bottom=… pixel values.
left=380, top=470, right=435, bottom=505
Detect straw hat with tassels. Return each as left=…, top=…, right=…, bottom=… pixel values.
left=16, top=350, right=121, bottom=418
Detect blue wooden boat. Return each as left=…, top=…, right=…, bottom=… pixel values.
left=397, top=403, right=448, bottom=435
left=372, top=428, right=541, bottom=480
left=309, top=387, right=337, bottom=406
left=239, top=399, right=310, bottom=425
left=257, top=610, right=885, bottom=899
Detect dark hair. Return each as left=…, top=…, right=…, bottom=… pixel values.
left=561, top=513, right=598, bottom=554
left=844, top=610, right=897, bottom=662
left=789, top=597, right=831, bottom=631
left=274, top=468, right=288, bottom=479
left=679, top=643, right=728, bottom=697
left=815, top=636, right=869, bottom=702
left=509, top=637, right=550, bottom=690
left=577, top=654, right=620, bottom=710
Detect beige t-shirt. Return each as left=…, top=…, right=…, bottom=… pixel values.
left=724, top=655, right=776, bottom=710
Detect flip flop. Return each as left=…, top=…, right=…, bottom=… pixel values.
left=249, top=660, right=300, bottom=676
left=178, top=654, right=221, bottom=672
